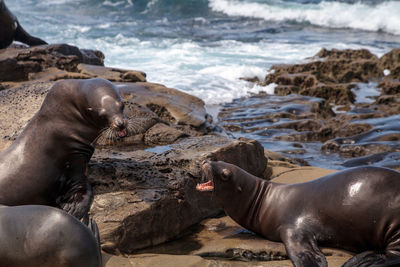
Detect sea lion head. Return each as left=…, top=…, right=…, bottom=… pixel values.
left=197, top=160, right=266, bottom=229
left=197, top=161, right=250, bottom=201
left=83, top=78, right=128, bottom=139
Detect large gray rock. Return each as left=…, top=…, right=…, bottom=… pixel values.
left=0, top=80, right=211, bottom=151
left=117, top=83, right=210, bottom=128
left=0, top=77, right=268, bottom=255
left=90, top=136, right=268, bottom=254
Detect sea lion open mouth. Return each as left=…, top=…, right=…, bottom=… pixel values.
left=116, top=128, right=127, bottom=138
left=111, top=118, right=128, bottom=138
left=196, top=180, right=214, bottom=192
left=196, top=161, right=214, bottom=192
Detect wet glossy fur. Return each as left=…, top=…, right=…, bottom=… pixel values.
left=0, top=0, right=47, bottom=49
left=0, top=78, right=127, bottom=224
left=0, top=205, right=101, bottom=267
left=202, top=161, right=400, bottom=267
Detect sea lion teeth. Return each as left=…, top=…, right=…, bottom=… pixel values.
left=196, top=180, right=214, bottom=191
left=117, top=128, right=127, bottom=138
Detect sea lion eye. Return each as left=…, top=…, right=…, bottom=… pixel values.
left=221, top=168, right=231, bottom=181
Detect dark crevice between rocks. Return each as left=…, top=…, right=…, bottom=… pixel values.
left=197, top=249, right=288, bottom=262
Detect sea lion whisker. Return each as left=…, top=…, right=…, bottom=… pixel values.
left=92, top=126, right=111, bottom=145
left=0, top=78, right=125, bottom=267
left=106, top=128, right=114, bottom=145
left=127, top=121, right=147, bottom=134
left=101, top=129, right=109, bottom=141
left=110, top=128, right=120, bottom=144
left=111, top=129, right=117, bottom=144
left=96, top=127, right=115, bottom=147
left=98, top=126, right=109, bottom=134
left=126, top=124, right=136, bottom=134
left=127, top=124, right=139, bottom=135
left=97, top=130, right=107, bottom=145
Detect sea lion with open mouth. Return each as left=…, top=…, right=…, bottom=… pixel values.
left=0, top=78, right=128, bottom=224
left=197, top=160, right=400, bottom=267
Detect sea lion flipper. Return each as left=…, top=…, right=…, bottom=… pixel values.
left=57, top=176, right=93, bottom=223
left=343, top=250, right=400, bottom=267
left=281, top=228, right=327, bottom=267
left=14, top=22, right=47, bottom=47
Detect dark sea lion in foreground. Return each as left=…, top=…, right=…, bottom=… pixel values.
left=0, top=0, right=47, bottom=49
left=0, top=205, right=101, bottom=267
left=0, top=78, right=128, bottom=223
left=197, top=161, right=400, bottom=267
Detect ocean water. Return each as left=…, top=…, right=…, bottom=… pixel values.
left=7, top=0, right=400, bottom=106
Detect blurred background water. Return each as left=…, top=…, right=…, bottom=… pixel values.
left=8, top=0, right=400, bottom=105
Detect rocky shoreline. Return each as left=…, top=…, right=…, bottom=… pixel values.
left=1, top=44, right=399, bottom=266
left=224, top=48, right=400, bottom=169
left=0, top=44, right=275, bottom=266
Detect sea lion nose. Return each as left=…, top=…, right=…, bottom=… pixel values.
left=114, top=117, right=127, bottom=130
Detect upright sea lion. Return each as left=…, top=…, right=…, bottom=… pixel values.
left=0, top=0, right=47, bottom=49
left=0, top=78, right=128, bottom=223
left=0, top=205, right=101, bottom=267
left=197, top=161, right=400, bottom=267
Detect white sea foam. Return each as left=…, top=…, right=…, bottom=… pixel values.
left=98, top=23, right=112, bottom=29
left=69, top=25, right=91, bottom=33
left=102, top=0, right=126, bottom=7
left=10, top=0, right=395, bottom=106
left=73, top=34, right=390, bottom=105
left=209, top=0, right=400, bottom=35
left=34, top=0, right=70, bottom=6
left=142, top=0, right=159, bottom=14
